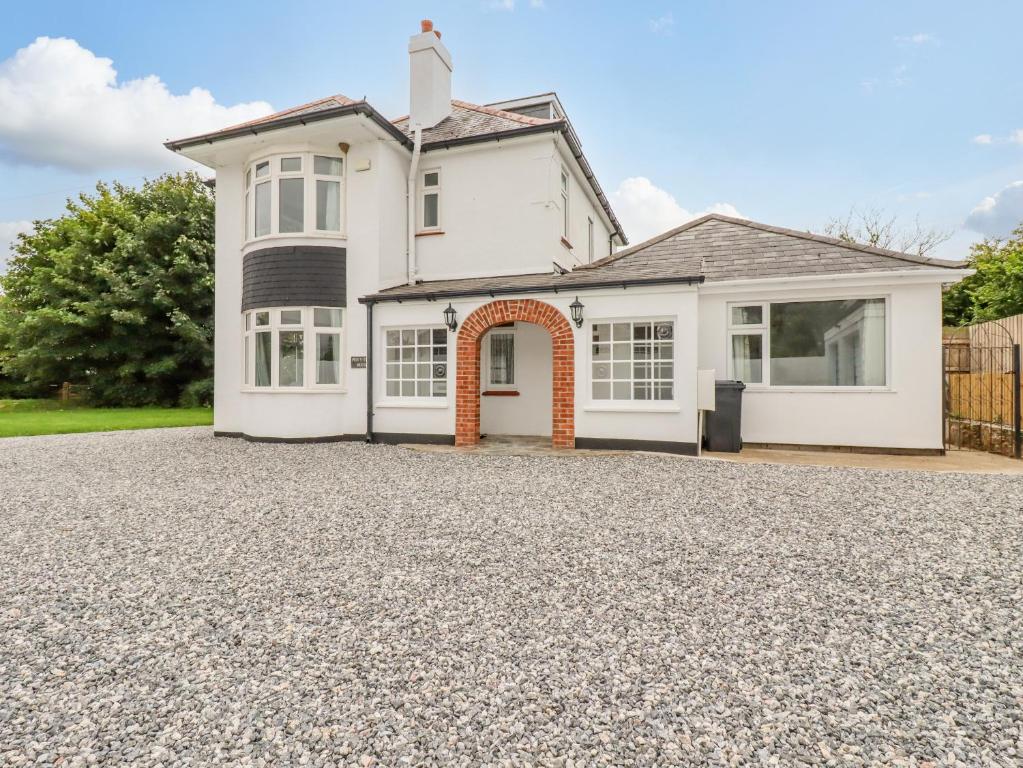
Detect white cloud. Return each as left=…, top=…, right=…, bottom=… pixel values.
left=1012, top=129, right=1023, bottom=145
left=649, top=12, right=675, bottom=35
left=489, top=0, right=516, bottom=8
left=529, top=0, right=546, bottom=7
left=0, top=220, right=32, bottom=274
left=895, top=32, right=939, bottom=46
left=965, top=181, right=1023, bottom=239
left=612, top=177, right=743, bottom=244
left=970, top=129, right=1023, bottom=145
left=0, top=37, right=273, bottom=172
left=972, top=134, right=993, bottom=145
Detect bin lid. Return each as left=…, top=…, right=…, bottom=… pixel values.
left=714, top=379, right=747, bottom=390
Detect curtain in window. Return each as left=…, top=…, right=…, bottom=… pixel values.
left=490, top=334, right=514, bottom=385
left=731, top=334, right=763, bottom=383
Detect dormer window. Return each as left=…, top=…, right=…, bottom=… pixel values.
left=244, top=153, right=345, bottom=241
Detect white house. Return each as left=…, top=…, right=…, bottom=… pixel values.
left=166, top=20, right=968, bottom=455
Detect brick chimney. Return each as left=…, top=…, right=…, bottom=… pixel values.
left=408, top=19, right=452, bottom=129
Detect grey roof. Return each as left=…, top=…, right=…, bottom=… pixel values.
left=392, top=100, right=560, bottom=146
left=577, top=214, right=968, bottom=282
left=362, top=213, right=966, bottom=303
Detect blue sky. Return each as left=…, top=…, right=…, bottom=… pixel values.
left=2, top=0, right=1022, bottom=268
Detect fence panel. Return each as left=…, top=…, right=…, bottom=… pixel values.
left=943, top=341, right=1021, bottom=458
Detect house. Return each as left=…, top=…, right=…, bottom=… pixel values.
left=166, top=20, right=968, bottom=454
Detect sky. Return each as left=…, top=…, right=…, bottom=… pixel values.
left=1, top=0, right=1022, bottom=271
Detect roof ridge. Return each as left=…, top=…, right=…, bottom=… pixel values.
left=580, top=213, right=967, bottom=271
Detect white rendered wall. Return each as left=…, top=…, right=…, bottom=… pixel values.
left=413, top=134, right=614, bottom=282
left=552, top=137, right=615, bottom=267
left=480, top=323, right=553, bottom=437
left=211, top=164, right=244, bottom=435
left=697, top=278, right=946, bottom=450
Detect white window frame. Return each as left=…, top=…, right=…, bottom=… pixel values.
left=587, top=316, right=677, bottom=406
left=420, top=168, right=441, bottom=232
left=483, top=327, right=517, bottom=391
left=381, top=325, right=449, bottom=401
left=241, top=306, right=345, bottom=392
left=560, top=167, right=570, bottom=240
left=725, top=296, right=891, bottom=390
left=243, top=152, right=346, bottom=244
left=587, top=217, right=595, bottom=262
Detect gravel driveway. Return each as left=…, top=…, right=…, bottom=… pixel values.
left=1, top=428, right=1021, bottom=767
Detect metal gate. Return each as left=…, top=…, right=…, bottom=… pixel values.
left=942, top=336, right=1021, bottom=458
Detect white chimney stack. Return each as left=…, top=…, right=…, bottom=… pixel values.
left=408, top=19, right=452, bottom=129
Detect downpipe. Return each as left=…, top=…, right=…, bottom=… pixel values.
left=407, top=127, right=423, bottom=285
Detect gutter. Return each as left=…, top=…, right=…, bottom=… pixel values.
left=407, top=128, right=423, bottom=285
left=359, top=275, right=704, bottom=304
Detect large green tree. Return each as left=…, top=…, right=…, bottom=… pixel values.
left=943, top=224, right=1023, bottom=326
left=0, top=173, right=214, bottom=406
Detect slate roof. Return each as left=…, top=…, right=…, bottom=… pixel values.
left=363, top=214, right=966, bottom=303
left=577, top=214, right=968, bottom=282
left=392, top=100, right=559, bottom=146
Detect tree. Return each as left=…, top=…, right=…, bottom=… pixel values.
left=0, top=173, right=214, bottom=406
left=824, top=206, right=953, bottom=257
left=942, top=224, right=1023, bottom=326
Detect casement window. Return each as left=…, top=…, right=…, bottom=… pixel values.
left=485, top=328, right=516, bottom=389
left=384, top=328, right=448, bottom=398
left=244, top=153, right=344, bottom=241
left=560, top=168, right=570, bottom=238
left=421, top=169, right=440, bottom=230
left=587, top=217, right=595, bottom=262
left=727, top=298, right=887, bottom=387
left=242, top=307, right=343, bottom=390
left=591, top=320, right=675, bottom=401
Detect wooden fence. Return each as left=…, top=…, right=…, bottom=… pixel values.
left=946, top=372, right=1017, bottom=425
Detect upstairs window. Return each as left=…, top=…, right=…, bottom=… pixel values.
left=560, top=168, right=570, bottom=239
left=245, top=153, right=344, bottom=241
left=587, top=217, right=595, bottom=262
left=421, top=170, right=441, bottom=231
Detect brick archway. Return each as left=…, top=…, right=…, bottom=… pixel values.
left=456, top=299, right=575, bottom=448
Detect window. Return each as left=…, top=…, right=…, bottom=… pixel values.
left=384, top=328, right=447, bottom=398
left=727, top=299, right=887, bottom=387
left=487, top=330, right=515, bottom=388
left=587, top=217, right=594, bottom=262
left=560, top=168, right=570, bottom=238
left=314, top=155, right=343, bottom=232
left=591, top=320, right=674, bottom=401
left=245, top=153, right=344, bottom=240
left=242, top=307, right=344, bottom=390
left=421, top=170, right=440, bottom=230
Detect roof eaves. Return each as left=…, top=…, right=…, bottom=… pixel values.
left=165, top=101, right=413, bottom=152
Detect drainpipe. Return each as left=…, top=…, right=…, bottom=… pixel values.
left=407, top=127, right=423, bottom=285
left=365, top=300, right=375, bottom=443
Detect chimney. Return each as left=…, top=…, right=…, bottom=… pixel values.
left=408, top=19, right=452, bottom=129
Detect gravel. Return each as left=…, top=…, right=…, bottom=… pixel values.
left=1, top=427, right=1021, bottom=767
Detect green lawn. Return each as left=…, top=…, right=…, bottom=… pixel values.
left=0, top=399, right=212, bottom=438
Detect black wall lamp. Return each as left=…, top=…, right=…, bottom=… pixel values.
left=443, top=303, right=458, bottom=332
left=569, top=296, right=584, bottom=328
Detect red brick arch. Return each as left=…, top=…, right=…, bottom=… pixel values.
left=456, top=299, right=575, bottom=448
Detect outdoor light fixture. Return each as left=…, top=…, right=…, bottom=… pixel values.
left=443, top=303, right=458, bottom=332
left=569, top=296, right=584, bottom=328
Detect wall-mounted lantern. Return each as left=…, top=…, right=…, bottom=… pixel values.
left=443, top=303, right=458, bottom=332
left=569, top=296, right=584, bottom=328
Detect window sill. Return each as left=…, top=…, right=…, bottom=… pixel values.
left=243, top=232, right=347, bottom=248
left=242, top=387, right=346, bottom=394
left=743, top=386, right=895, bottom=394
left=415, top=230, right=445, bottom=238
left=584, top=403, right=681, bottom=413
left=481, top=390, right=520, bottom=397
left=375, top=399, right=449, bottom=409
left=560, top=237, right=573, bottom=250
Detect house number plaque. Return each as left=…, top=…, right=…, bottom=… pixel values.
left=350, top=356, right=367, bottom=369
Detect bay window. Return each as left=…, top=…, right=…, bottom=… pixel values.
left=244, top=153, right=344, bottom=240
left=591, top=320, right=674, bottom=401
left=242, top=307, right=343, bottom=390
left=728, top=298, right=887, bottom=387
left=384, top=328, right=448, bottom=398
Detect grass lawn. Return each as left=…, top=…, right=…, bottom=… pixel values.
left=0, top=399, right=212, bottom=438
